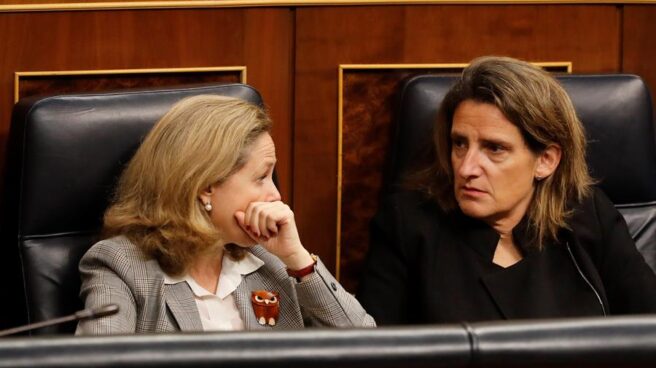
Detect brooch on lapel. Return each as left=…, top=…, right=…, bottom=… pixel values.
left=251, top=290, right=280, bottom=326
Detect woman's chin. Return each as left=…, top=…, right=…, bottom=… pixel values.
left=232, top=235, right=258, bottom=247
left=458, top=203, right=492, bottom=220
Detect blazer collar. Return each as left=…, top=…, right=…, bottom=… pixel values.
left=162, top=270, right=281, bottom=331
left=478, top=242, right=606, bottom=319
left=161, top=247, right=305, bottom=331
left=451, top=211, right=606, bottom=319
left=163, top=282, right=204, bottom=331
left=452, top=211, right=498, bottom=260
left=453, top=210, right=537, bottom=261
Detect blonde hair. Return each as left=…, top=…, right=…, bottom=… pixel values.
left=103, top=94, right=272, bottom=276
left=414, top=56, right=593, bottom=248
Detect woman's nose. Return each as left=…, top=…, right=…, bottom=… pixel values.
left=457, top=150, right=483, bottom=178
left=267, top=182, right=282, bottom=202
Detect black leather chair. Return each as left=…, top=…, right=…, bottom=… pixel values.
left=388, top=74, right=656, bottom=272
left=0, top=83, right=264, bottom=334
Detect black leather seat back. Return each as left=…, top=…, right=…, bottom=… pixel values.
left=1, top=84, right=263, bottom=334
left=557, top=76, right=656, bottom=204
left=387, top=76, right=458, bottom=189
left=390, top=74, right=656, bottom=272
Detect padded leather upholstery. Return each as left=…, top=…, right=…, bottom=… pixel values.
left=471, top=315, right=656, bottom=367
left=1, top=316, right=655, bottom=367
left=0, top=84, right=264, bottom=334
left=389, top=74, right=656, bottom=273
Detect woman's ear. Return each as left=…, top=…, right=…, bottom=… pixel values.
left=535, top=144, right=562, bottom=181
left=198, top=185, right=213, bottom=205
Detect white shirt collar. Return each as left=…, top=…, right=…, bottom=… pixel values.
left=164, top=251, right=264, bottom=299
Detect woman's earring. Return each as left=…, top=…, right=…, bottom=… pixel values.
left=204, top=202, right=213, bottom=212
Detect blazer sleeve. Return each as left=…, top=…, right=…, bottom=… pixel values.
left=295, top=258, right=376, bottom=327
left=75, top=240, right=138, bottom=335
left=356, top=194, right=414, bottom=325
left=578, top=189, right=656, bottom=314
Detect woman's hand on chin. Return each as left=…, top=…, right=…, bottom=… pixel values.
left=234, top=201, right=314, bottom=270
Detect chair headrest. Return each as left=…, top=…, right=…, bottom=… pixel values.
left=10, top=83, right=263, bottom=237
left=390, top=74, right=656, bottom=205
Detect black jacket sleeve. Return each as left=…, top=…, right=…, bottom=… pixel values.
left=573, top=188, right=656, bottom=314
left=357, top=194, right=414, bottom=325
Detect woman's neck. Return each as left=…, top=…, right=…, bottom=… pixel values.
left=486, top=208, right=527, bottom=268
left=492, top=232, right=523, bottom=268
left=485, top=190, right=533, bottom=239
left=188, top=248, right=224, bottom=294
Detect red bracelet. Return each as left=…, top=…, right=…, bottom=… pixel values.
left=286, top=254, right=318, bottom=281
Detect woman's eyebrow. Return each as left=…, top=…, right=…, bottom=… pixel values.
left=480, top=137, right=510, bottom=146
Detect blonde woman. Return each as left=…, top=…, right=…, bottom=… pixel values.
left=76, top=95, right=374, bottom=334
left=358, top=56, right=656, bottom=324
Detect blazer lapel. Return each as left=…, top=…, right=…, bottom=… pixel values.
left=164, top=282, right=203, bottom=331
left=479, top=262, right=529, bottom=319
left=562, top=234, right=610, bottom=312
left=480, top=245, right=606, bottom=319
left=235, top=271, right=304, bottom=330
left=234, top=278, right=267, bottom=331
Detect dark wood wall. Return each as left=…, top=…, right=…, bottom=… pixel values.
left=0, top=8, right=294, bottom=199
left=1, top=3, right=655, bottom=292
left=295, top=4, right=624, bottom=290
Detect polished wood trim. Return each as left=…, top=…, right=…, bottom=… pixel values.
left=340, top=63, right=468, bottom=69
left=1, top=1, right=655, bottom=13
left=340, top=61, right=572, bottom=71
left=336, top=66, right=344, bottom=281
left=538, top=61, right=573, bottom=73
left=335, top=61, right=571, bottom=280
left=14, top=66, right=246, bottom=103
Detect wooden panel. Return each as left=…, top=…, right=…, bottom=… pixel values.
left=622, top=5, right=656, bottom=110
left=295, top=4, right=621, bottom=291
left=0, top=8, right=294, bottom=201
left=17, top=70, right=241, bottom=101
left=244, top=8, right=294, bottom=204
left=340, top=69, right=436, bottom=292
left=0, top=1, right=651, bottom=11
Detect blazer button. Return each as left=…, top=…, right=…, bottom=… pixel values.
left=331, top=282, right=338, bottom=291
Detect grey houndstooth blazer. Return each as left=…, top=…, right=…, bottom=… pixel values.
left=76, top=236, right=375, bottom=334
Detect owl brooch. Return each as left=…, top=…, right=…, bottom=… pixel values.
left=251, top=290, right=280, bottom=326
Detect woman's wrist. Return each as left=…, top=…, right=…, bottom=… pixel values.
left=286, top=251, right=318, bottom=282
left=282, top=248, right=314, bottom=271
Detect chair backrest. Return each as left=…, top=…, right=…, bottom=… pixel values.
left=388, top=74, right=656, bottom=272
left=0, top=84, right=264, bottom=334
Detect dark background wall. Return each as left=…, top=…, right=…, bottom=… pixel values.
left=1, top=2, right=655, bottom=292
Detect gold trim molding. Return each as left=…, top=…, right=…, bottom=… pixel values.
left=14, top=66, right=247, bottom=103
left=335, top=61, right=571, bottom=280
left=1, top=1, right=656, bottom=13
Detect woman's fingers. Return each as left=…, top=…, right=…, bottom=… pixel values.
left=242, top=201, right=292, bottom=239
left=246, top=202, right=262, bottom=237
left=266, top=215, right=278, bottom=236
left=245, top=202, right=264, bottom=237
left=260, top=203, right=292, bottom=237
left=258, top=204, right=273, bottom=238
left=237, top=201, right=305, bottom=262
left=234, top=211, right=259, bottom=242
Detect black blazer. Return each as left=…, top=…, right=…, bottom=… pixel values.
left=357, top=187, right=656, bottom=325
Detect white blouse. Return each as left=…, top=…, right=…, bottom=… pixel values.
left=164, top=252, right=264, bottom=331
